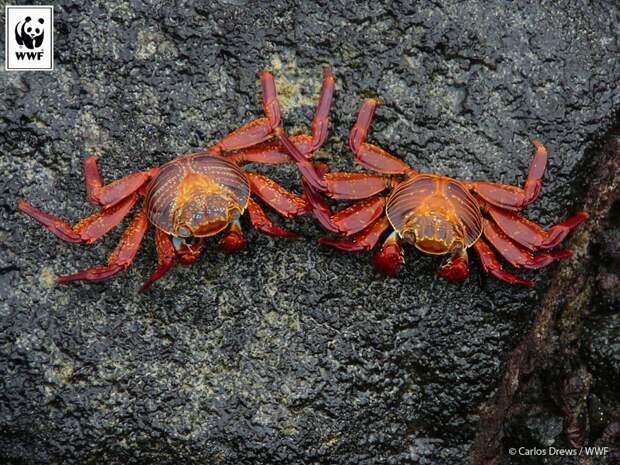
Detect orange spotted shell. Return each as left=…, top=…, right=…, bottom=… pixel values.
left=386, top=174, right=483, bottom=251
left=145, top=153, right=250, bottom=237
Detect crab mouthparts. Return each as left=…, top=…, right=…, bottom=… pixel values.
left=401, top=215, right=461, bottom=256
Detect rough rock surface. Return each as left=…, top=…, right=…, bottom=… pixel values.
left=1, top=1, right=619, bottom=464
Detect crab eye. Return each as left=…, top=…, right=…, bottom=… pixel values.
left=178, top=226, right=190, bottom=237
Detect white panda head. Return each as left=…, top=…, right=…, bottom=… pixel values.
left=23, top=17, right=44, bottom=39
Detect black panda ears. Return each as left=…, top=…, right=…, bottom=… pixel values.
left=38, top=18, right=44, bottom=24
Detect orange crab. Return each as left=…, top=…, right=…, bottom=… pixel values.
left=19, top=69, right=335, bottom=291
left=285, top=98, right=588, bottom=287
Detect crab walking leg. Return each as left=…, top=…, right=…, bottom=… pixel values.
left=482, top=218, right=573, bottom=269
left=437, top=244, right=470, bottom=281
left=226, top=134, right=317, bottom=165
left=84, top=157, right=159, bottom=207
left=310, top=67, right=336, bottom=152
left=539, top=212, right=589, bottom=248
left=329, top=196, right=386, bottom=236
left=246, top=198, right=299, bottom=238
left=227, top=69, right=334, bottom=165
left=219, top=213, right=247, bottom=252
left=323, top=172, right=391, bottom=200
left=349, top=99, right=411, bottom=175
left=18, top=194, right=138, bottom=245
left=472, top=238, right=534, bottom=287
left=486, top=205, right=588, bottom=251
left=320, top=216, right=390, bottom=252
left=468, top=140, right=548, bottom=211
left=208, top=71, right=282, bottom=154
left=57, top=207, right=149, bottom=284
left=372, top=230, right=405, bottom=277
left=247, top=173, right=310, bottom=218
left=300, top=170, right=340, bottom=234
left=141, top=229, right=177, bottom=292
left=275, top=128, right=327, bottom=191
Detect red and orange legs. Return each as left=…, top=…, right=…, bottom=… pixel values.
left=327, top=196, right=386, bottom=236
left=486, top=205, right=588, bottom=250
left=84, top=157, right=158, bottom=207
left=141, top=228, right=177, bottom=292
left=322, top=172, right=391, bottom=200
left=349, top=99, right=411, bottom=175
left=468, top=140, right=548, bottom=211
left=18, top=194, right=138, bottom=245
left=301, top=172, right=339, bottom=234
left=472, top=239, right=533, bottom=288
left=482, top=219, right=572, bottom=270
left=219, top=213, right=247, bottom=252
left=227, top=67, right=336, bottom=166
left=57, top=207, right=149, bottom=284
left=275, top=128, right=327, bottom=191
left=226, top=136, right=314, bottom=165
left=438, top=245, right=470, bottom=282
left=246, top=198, right=299, bottom=238
left=320, top=216, right=390, bottom=252
left=373, top=230, right=404, bottom=277
left=247, top=173, right=310, bottom=218
left=310, top=67, right=336, bottom=152
left=208, top=71, right=281, bottom=155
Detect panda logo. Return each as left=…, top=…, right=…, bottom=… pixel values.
left=15, top=16, right=45, bottom=50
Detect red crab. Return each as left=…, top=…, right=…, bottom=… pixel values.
left=19, top=69, right=335, bottom=291
left=285, top=98, right=588, bottom=287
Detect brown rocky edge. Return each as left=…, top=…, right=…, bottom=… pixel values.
left=472, top=125, right=620, bottom=464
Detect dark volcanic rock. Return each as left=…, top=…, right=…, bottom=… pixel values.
left=1, top=1, right=619, bottom=464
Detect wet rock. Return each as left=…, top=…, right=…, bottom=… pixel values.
left=584, top=316, right=620, bottom=392
left=1, top=1, right=620, bottom=464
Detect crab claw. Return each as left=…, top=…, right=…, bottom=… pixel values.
left=437, top=248, right=469, bottom=281
left=219, top=230, right=247, bottom=252
left=275, top=127, right=327, bottom=191
left=373, top=232, right=404, bottom=277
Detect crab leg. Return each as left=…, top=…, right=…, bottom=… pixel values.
left=247, top=173, right=310, bottom=218
left=226, top=68, right=335, bottom=165
left=310, top=67, right=336, bottom=152
left=323, top=172, right=391, bottom=200
left=226, top=135, right=316, bottom=165
left=486, top=205, right=588, bottom=251
left=372, top=230, right=405, bottom=277
left=275, top=128, right=327, bottom=191
left=329, top=196, right=386, bottom=236
left=349, top=99, right=411, bottom=175
left=539, top=212, right=589, bottom=248
left=246, top=198, right=299, bottom=238
left=18, top=194, right=138, bottom=245
left=483, top=218, right=573, bottom=270
left=468, top=140, right=548, bottom=211
left=300, top=165, right=340, bottom=233
left=437, top=245, right=470, bottom=281
left=56, top=207, right=149, bottom=284
left=141, top=228, right=177, bottom=292
left=208, top=71, right=281, bottom=154
left=472, top=238, right=533, bottom=287
left=320, top=216, right=390, bottom=252
left=84, top=157, right=158, bottom=207
left=219, top=213, right=247, bottom=252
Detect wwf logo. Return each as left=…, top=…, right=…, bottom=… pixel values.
left=15, top=16, right=45, bottom=50
left=5, top=5, right=54, bottom=71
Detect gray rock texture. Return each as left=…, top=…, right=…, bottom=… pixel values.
left=1, top=1, right=619, bottom=464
